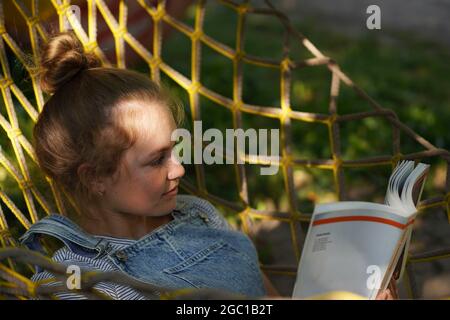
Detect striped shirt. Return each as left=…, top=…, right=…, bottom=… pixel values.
left=29, top=196, right=236, bottom=300
left=31, top=235, right=147, bottom=300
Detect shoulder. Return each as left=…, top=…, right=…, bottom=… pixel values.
left=30, top=247, right=146, bottom=300
left=46, top=246, right=117, bottom=273
left=176, top=194, right=216, bottom=212
left=176, top=194, right=233, bottom=230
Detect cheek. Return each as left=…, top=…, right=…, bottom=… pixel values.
left=109, top=168, right=167, bottom=203
left=107, top=169, right=175, bottom=216
left=130, top=168, right=167, bottom=198
left=130, top=169, right=177, bottom=214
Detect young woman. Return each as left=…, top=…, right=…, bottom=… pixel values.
left=19, top=31, right=393, bottom=300
left=19, top=31, right=278, bottom=299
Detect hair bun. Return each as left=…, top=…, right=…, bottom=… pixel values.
left=39, top=31, right=101, bottom=94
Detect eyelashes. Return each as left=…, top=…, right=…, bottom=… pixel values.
left=147, top=155, right=165, bottom=166
left=146, top=140, right=181, bottom=167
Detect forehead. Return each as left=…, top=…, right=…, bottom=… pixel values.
left=115, top=99, right=175, bottom=139
left=114, top=100, right=177, bottom=160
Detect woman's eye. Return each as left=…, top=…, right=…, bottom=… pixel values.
left=148, top=154, right=165, bottom=166
left=146, top=142, right=179, bottom=167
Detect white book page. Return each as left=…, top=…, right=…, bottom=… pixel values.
left=314, top=201, right=407, bottom=220
left=386, top=160, right=414, bottom=211
left=292, top=208, right=406, bottom=299
left=386, top=161, right=429, bottom=216
left=400, top=163, right=430, bottom=214
left=292, top=161, right=429, bottom=299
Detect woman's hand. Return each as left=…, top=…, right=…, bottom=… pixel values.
left=375, top=278, right=399, bottom=300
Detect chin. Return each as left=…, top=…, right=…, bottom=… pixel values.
left=154, top=198, right=177, bottom=216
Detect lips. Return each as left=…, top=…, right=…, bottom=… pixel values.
left=163, top=185, right=178, bottom=195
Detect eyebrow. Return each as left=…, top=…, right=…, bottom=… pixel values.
left=142, top=141, right=176, bottom=161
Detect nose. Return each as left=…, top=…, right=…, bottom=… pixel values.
left=168, top=151, right=185, bottom=180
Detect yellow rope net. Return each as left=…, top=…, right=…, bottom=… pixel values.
left=0, top=0, right=449, bottom=299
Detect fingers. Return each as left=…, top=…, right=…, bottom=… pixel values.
left=388, top=279, right=399, bottom=299
left=376, top=289, right=394, bottom=300
left=375, top=290, right=388, bottom=300
left=385, top=289, right=394, bottom=300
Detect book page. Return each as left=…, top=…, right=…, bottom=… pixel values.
left=292, top=161, right=429, bottom=299
left=292, top=206, right=408, bottom=299
left=387, top=161, right=429, bottom=282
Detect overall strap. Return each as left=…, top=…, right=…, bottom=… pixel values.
left=19, top=214, right=111, bottom=260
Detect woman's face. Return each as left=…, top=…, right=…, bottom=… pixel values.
left=100, top=100, right=185, bottom=217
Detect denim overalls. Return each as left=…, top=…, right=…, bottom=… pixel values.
left=19, top=195, right=266, bottom=298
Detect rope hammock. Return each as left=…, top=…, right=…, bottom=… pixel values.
left=0, top=0, right=449, bottom=299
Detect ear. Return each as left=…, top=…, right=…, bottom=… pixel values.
left=77, top=163, right=105, bottom=194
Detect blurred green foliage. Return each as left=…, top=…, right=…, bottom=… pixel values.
left=1, top=1, right=449, bottom=238
left=159, top=2, right=449, bottom=220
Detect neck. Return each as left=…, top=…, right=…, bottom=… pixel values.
left=77, top=205, right=174, bottom=240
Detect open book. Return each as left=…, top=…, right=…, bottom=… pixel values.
left=292, top=160, right=430, bottom=299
